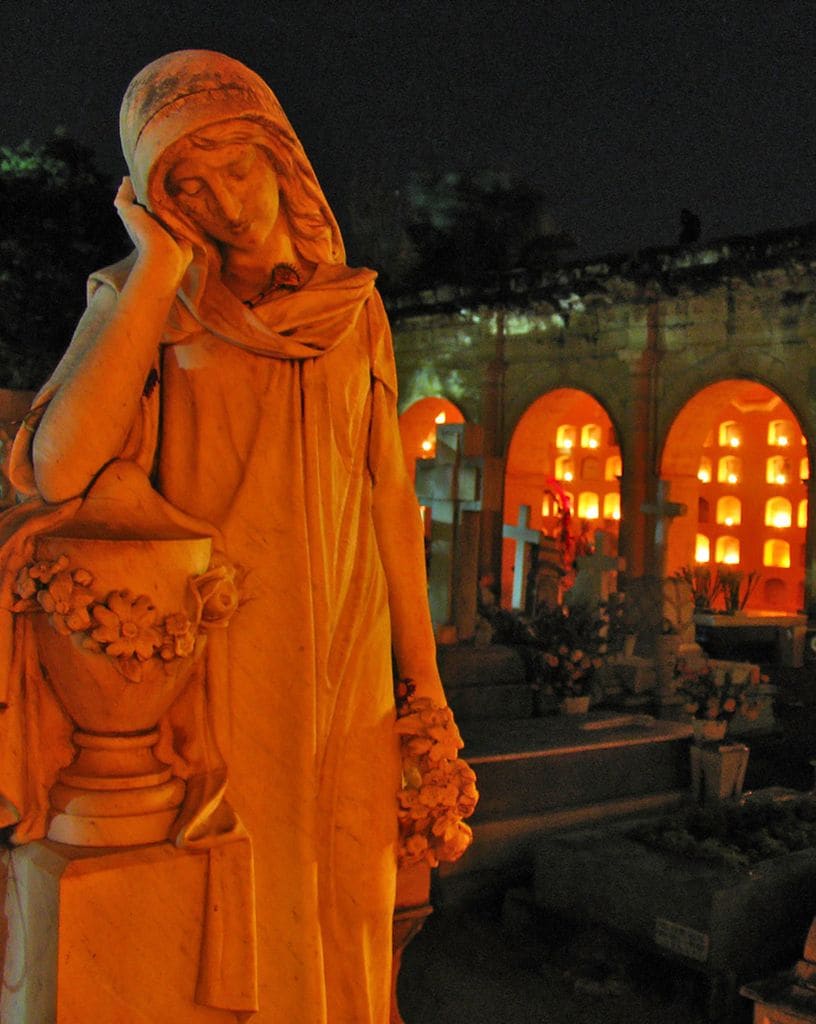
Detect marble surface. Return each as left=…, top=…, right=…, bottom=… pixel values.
left=1, top=840, right=238, bottom=1023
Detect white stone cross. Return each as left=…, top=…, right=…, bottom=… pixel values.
left=567, top=529, right=625, bottom=608
left=502, top=505, right=542, bottom=609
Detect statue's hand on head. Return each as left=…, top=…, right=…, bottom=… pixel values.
left=114, top=176, right=193, bottom=285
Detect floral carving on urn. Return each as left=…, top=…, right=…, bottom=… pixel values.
left=13, top=532, right=238, bottom=847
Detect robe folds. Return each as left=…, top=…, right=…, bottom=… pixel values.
left=0, top=255, right=406, bottom=1023
left=152, top=259, right=405, bottom=1024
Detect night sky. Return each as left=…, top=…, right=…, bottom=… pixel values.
left=2, top=0, right=816, bottom=259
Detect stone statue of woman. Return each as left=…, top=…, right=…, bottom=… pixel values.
left=0, top=50, right=475, bottom=1022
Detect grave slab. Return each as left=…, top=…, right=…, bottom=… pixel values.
left=439, top=716, right=692, bottom=902
left=462, top=715, right=691, bottom=820
left=447, top=683, right=534, bottom=721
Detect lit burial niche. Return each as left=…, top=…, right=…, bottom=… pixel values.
left=398, top=396, right=465, bottom=483
left=503, top=388, right=620, bottom=607
left=662, top=380, right=808, bottom=613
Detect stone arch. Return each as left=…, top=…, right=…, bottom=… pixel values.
left=661, top=378, right=807, bottom=613
left=502, top=388, right=620, bottom=607
left=504, top=366, right=629, bottom=464
left=657, top=361, right=814, bottom=472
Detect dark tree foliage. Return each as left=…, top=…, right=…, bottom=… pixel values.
left=344, top=169, right=574, bottom=297
left=0, top=135, right=127, bottom=390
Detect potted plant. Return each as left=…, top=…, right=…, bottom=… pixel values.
left=673, top=564, right=721, bottom=612
left=674, top=658, right=767, bottom=803
left=716, top=568, right=761, bottom=615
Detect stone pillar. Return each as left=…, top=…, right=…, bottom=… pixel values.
left=805, top=468, right=816, bottom=616
left=619, top=301, right=660, bottom=580
left=662, top=472, right=700, bottom=575
left=415, top=423, right=483, bottom=641
left=479, top=309, right=508, bottom=597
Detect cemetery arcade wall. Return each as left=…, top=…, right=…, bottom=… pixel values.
left=388, top=226, right=816, bottom=608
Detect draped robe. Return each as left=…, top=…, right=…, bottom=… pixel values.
left=0, top=255, right=406, bottom=1023
left=151, top=260, right=403, bottom=1023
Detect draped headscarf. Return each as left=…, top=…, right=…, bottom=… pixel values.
left=118, top=50, right=376, bottom=362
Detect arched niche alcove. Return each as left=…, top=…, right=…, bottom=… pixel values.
left=398, top=396, right=465, bottom=484
left=503, top=388, right=620, bottom=607
left=661, top=379, right=807, bottom=613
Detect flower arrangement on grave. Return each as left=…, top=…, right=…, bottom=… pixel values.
left=12, top=553, right=239, bottom=682
left=543, top=478, right=595, bottom=593
left=394, top=680, right=478, bottom=868
left=674, top=658, right=763, bottom=724
left=530, top=602, right=607, bottom=700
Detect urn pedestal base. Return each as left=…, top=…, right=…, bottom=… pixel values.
left=1, top=840, right=236, bottom=1024
left=47, top=728, right=185, bottom=847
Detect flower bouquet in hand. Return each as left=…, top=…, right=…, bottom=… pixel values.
left=394, top=682, right=478, bottom=868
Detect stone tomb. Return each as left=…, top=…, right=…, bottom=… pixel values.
left=534, top=823, right=816, bottom=1019
left=437, top=643, right=534, bottom=721
left=437, top=713, right=691, bottom=902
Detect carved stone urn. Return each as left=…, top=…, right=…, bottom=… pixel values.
left=32, top=533, right=212, bottom=846
left=13, top=462, right=235, bottom=847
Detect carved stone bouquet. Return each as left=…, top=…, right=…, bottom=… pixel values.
left=13, top=552, right=239, bottom=683
left=394, top=684, right=478, bottom=868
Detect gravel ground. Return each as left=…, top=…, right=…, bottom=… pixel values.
left=398, top=897, right=715, bottom=1024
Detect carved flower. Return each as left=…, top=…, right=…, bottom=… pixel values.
left=191, top=564, right=240, bottom=628
left=29, top=555, right=69, bottom=584
left=159, top=612, right=196, bottom=660
left=90, top=591, right=162, bottom=660
left=36, top=570, right=95, bottom=636
left=13, top=566, right=37, bottom=603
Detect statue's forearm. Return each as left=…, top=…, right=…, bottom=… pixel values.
left=372, top=478, right=446, bottom=707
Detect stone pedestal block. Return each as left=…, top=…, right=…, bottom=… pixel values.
left=1, top=840, right=235, bottom=1024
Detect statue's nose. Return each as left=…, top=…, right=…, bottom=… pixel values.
left=211, top=179, right=242, bottom=222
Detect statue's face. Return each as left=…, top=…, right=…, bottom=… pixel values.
left=166, top=143, right=280, bottom=252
